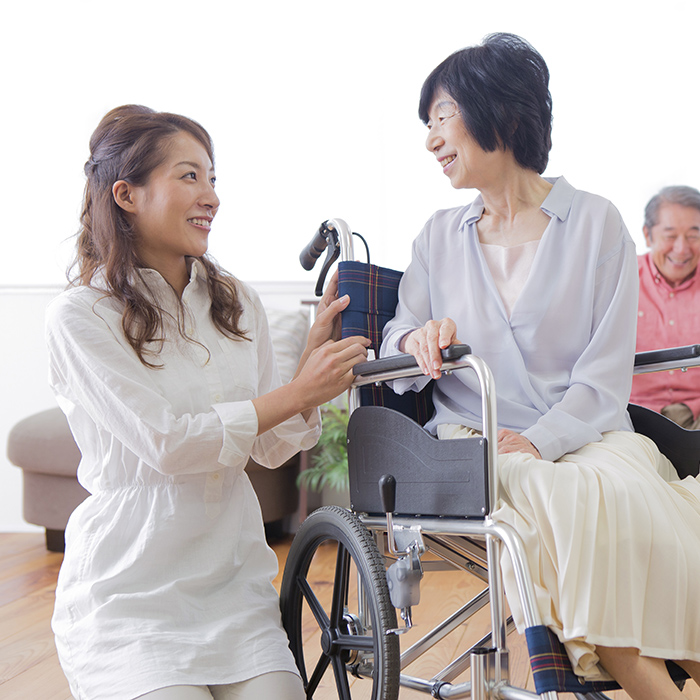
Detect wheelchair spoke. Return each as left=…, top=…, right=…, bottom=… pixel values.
left=335, top=633, right=376, bottom=652
left=280, top=507, right=400, bottom=700
left=306, top=650, right=332, bottom=698
left=330, top=542, right=350, bottom=626
left=332, top=652, right=353, bottom=700
left=296, top=574, right=331, bottom=631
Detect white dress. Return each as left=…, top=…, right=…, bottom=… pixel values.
left=45, top=261, right=320, bottom=700
left=382, top=178, right=700, bottom=680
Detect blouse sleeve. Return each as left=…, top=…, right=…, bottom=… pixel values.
left=245, top=292, right=321, bottom=468
left=46, top=290, right=318, bottom=477
left=521, top=210, right=639, bottom=461
left=380, top=227, right=433, bottom=395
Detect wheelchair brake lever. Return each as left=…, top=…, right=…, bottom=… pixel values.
left=314, top=233, right=340, bottom=296
left=380, top=474, right=425, bottom=635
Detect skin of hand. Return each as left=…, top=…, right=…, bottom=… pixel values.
left=497, top=429, right=541, bottom=458
left=253, top=283, right=370, bottom=435
left=295, top=276, right=371, bottom=405
left=293, top=335, right=370, bottom=409
left=400, top=318, right=460, bottom=380
left=307, top=271, right=344, bottom=348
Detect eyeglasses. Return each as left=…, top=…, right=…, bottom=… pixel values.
left=426, top=109, right=462, bottom=133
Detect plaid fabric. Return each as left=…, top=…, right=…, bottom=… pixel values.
left=338, top=261, right=434, bottom=425
left=526, top=625, right=688, bottom=695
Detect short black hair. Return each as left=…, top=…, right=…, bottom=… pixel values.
left=418, top=33, right=553, bottom=174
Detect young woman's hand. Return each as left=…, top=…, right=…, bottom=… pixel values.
left=293, top=335, right=371, bottom=409
left=497, top=429, right=541, bottom=458
left=400, top=318, right=460, bottom=380
left=253, top=333, right=369, bottom=436
left=307, top=271, right=346, bottom=349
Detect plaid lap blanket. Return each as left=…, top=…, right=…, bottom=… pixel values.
left=337, top=260, right=434, bottom=425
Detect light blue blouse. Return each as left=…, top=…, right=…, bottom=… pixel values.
left=380, top=177, right=638, bottom=462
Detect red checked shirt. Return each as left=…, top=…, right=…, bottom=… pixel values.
left=630, top=252, right=700, bottom=417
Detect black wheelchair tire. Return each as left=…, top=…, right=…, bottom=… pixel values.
left=280, top=506, right=400, bottom=700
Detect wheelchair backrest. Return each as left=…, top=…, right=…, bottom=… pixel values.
left=338, top=260, right=434, bottom=425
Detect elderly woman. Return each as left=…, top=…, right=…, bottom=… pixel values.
left=381, top=33, right=700, bottom=700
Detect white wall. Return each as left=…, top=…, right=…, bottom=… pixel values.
left=1, top=289, right=59, bottom=532
left=2, top=0, right=699, bottom=529
left=2, top=0, right=699, bottom=289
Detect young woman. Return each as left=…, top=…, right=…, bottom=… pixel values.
left=382, top=34, right=700, bottom=699
left=46, top=104, right=370, bottom=700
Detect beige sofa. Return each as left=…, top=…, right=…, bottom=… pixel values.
left=7, top=307, right=310, bottom=551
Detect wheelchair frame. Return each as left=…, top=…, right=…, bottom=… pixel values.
left=281, top=218, right=700, bottom=700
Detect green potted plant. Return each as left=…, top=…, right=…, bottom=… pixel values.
left=297, top=398, right=350, bottom=505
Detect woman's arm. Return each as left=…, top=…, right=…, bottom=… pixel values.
left=252, top=271, right=369, bottom=434
left=47, top=293, right=254, bottom=476
left=47, top=288, right=367, bottom=477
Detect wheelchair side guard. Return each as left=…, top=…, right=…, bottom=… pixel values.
left=347, top=406, right=489, bottom=518
left=628, top=403, right=700, bottom=479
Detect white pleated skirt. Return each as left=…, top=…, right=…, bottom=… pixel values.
left=438, top=427, right=700, bottom=681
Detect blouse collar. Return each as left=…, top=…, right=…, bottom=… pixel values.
left=460, top=176, right=574, bottom=230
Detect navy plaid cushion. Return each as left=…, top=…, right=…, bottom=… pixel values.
left=526, top=625, right=688, bottom=694
left=338, top=261, right=434, bottom=425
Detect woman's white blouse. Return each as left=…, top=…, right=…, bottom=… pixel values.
left=46, top=261, right=320, bottom=700
left=381, top=177, right=638, bottom=462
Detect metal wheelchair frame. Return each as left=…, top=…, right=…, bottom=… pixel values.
left=280, top=218, right=700, bottom=700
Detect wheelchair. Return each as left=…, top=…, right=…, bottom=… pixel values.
left=281, top=218, right=700, bottom=700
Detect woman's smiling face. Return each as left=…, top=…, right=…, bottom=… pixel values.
left=424, top=89, right=502, bottom=191
left=128, top=130, right=220, bottom=271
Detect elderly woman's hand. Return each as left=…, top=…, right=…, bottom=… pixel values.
left=401, top=318, right=460, bottom=380
left=497, top=429, right=541, bottom=458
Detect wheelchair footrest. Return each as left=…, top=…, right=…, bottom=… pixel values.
left=525, top=625, right=689, bottom=695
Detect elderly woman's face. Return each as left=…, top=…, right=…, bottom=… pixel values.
left=425, top=89, right=499, bottom=191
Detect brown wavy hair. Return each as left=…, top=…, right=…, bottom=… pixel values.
left=69, top=105, right=248, bottom=367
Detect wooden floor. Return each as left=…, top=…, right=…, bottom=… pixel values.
left=1, top=532, right=698, bottom=700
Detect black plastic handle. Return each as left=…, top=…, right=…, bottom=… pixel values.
left=634, top=344, right=700, bottom=366
left=299, top=224, right=328, bottom=271
left=379, top=474, right=396, bottom=513
left=352, top=343, right=472, bottom=377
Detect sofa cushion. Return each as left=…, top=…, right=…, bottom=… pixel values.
left=7, top=408, right=81, bottom=477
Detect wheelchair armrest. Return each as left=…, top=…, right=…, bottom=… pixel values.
left=352, top=343, right=471, bottom=381
left=633, top=344, right=700, bottom=375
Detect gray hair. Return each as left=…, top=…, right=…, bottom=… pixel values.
left=644, top=185, right=700, bottom=230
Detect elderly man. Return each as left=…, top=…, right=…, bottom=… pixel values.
left=630, top=185, right=700, bottom=428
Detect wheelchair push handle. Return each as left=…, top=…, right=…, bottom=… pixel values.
left=299, top=223, right=332, bottom=271
left=299, top=219, right=356, bottom=296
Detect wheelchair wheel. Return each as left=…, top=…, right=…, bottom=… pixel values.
left=280, top=506, right=400, bottom=700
